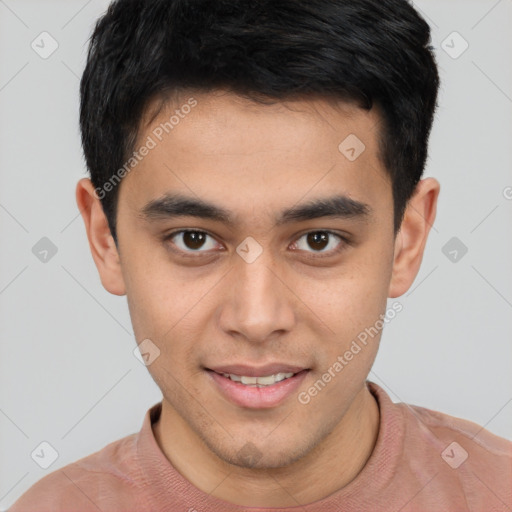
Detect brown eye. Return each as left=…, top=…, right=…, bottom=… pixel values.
left=168, top=230, right=219, bottom=253
left=183, top=231, right=206, bottom=250
left=307, top=232, right=329, bottom=251
left=292, top=231, right=345, bottom=255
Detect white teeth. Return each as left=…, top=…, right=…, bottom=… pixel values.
left=240, top=376, right=258, bottom=385
left=255, top=375, right=276, bottom=386
left=221, top=372, right=295, bottom=386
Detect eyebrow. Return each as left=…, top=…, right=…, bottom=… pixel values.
left=140, top=193, right=371, bottom=226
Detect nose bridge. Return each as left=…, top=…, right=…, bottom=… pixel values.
left=220, top=239, right=295, bottom=342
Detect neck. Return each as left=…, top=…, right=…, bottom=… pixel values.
left=153, top=384, right=380, bottom=507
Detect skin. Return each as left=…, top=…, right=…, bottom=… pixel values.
left=76, top=90, right=439, bottom=507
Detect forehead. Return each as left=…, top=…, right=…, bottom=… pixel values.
left=141, top=90, right=381, bottom=154
left=121, top=90, right=391, bottom=226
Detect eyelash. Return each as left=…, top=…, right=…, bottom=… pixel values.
left=163, top=229, right=350, bottom=259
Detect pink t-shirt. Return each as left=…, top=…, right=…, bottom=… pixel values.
left=9, top=382, right=512, bottom=511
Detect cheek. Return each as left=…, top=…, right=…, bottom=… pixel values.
left=297, top=249, right=392, bottom=334
left=120, top=237, right=213, bottom=339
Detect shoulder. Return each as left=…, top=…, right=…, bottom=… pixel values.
left=368, top=382, right=512, bottom=509
left=8, top=433, right=146, bottom=512
left=404, top=401, right=512, bottom=459
left=370, top=378, right=512, bottom=464
left=399, top=400, right=512, bottom=506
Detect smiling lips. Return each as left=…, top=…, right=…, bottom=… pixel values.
left=207, top=364, right=309, bottom=408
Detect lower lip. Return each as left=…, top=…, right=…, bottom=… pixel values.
left=207, top=370, right=309, bottom=409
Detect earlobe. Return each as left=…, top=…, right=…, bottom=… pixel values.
left=388, top=178, right=440, bottom=298
left=76, top=178, right=126, bottom=296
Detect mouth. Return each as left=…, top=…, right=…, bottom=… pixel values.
left=205, top=364, right=310, bottom=409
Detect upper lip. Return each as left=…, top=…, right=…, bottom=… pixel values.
left=207, top=364, right=308, bottom=377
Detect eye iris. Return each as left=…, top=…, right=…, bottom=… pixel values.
left=307, top=232, right=329, bottom=251
left=184, top=231, right=206, bottom=250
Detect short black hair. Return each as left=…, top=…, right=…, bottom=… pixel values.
left=80, top=0, right=439, bottom=243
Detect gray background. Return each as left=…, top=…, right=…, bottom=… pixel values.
left=1, top=0, right=511, bottom=509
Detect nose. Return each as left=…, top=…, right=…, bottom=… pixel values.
left=217, top=245, right=296, bottom=344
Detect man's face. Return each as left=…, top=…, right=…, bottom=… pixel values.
left=116, top=91, right=396, bottom=468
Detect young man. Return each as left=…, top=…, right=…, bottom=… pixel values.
left=10, top=0, right=511, bottom=510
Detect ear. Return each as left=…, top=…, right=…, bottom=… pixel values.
left=76, top=178, right=126, bottom=296
left=388, top=177, right=440, bottom=298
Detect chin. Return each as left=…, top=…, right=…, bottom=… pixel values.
left=204, top=434, right=315, bottom=470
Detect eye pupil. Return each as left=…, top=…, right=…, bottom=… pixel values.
left=307, top=232, right=329, bottom=251
left=184, top=231, right=206, bottom=250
